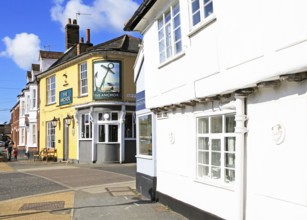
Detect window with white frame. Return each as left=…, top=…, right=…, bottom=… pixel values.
left=21, top=101, right=25, bottom=116
left=80, top=113, right=92, bottom=138
left=20, top=128, right=25, bottom=145
left=32, top=89, right=36, bottom=109
left=125, top=112, right=136, bottom=139
left=158, top=1, right=182, bottom=63
left=97, top=112, right=118, bottom=143
left=197, top=114, right=236, bottom=184
left=79, top=62, right=88, bottom=96
left=47, top=122, right=55, bottom=148
left=32, top=124, right=37, bottom=145
left=26, top=95, right=30, bottom=113
left=138, top=114, right=152, bottom=156
left=191, top=0, right=214, bottom=26
left=47, top=75, right=56, bottom=104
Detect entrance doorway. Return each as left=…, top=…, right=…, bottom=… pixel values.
left=63, top=121, right=69, bottom=161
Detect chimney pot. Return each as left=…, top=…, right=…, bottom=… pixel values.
left=73, top=19, right=77, bottom=24
left=86, top=29, right=90, bottom=43
left=68, top=18, right=71, bottom=24
left=80, top=37, right=84, bottom=43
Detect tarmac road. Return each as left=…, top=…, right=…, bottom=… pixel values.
left=0, top=160, right=188, bottom=220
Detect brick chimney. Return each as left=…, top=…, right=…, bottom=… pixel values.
left=65, top=18, right=79, bottom=50
left=77, top=28, right=93, bottom=55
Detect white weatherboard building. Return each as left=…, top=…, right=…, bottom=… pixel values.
left=125, top=0, right=307, bottom=220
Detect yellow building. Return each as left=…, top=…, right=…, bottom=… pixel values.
left=37, top=19, right=141, bottom=163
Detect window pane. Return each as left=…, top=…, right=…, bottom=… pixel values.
left=198, top=137, right=209, bottom=150
left=174, top=28, right=181, bottom=41
left=193, top=12, right=201, bottom=25
left=225, top=153, right=235, bottom=168
left=204, top=1, right=213, bottom=18
left=109, top=125, right=118, bottom=142
left=211, top=116, right=222, bottom=133
left=211, top=139, right=221, bottom=151
left=138, top=115, right=152, bottom=155
left=198, top=165, right=209, bottom=178
left=111, top=112, right=118, bottom=120
left=165, top=10, right=171, bottom=23
left=192, top=0, right=200, bottom=13
left=125, top=113, right=133, bottom=138
left=198, top=118, right=209, bottom=133
left=225, top=169, right=235, bottom=183
left=175, top=41, right=182, bottom=54
left=226, top=115, right=235, bottom=133
left=225, top=137, right=236, bottom=152
left=173, top=2, right=180, bottom=15
left=173, top=14, right=180, bottom=28
left=212, top=152, right=221, bottom=166
left=198, top=151, right=209, bottom=164
left=98, top=125, right=105, bottom=142
left=211, top=167, right=221, bottom=179
left=158, top=18, right=163, bottom=30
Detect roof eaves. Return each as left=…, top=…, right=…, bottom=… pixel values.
left=124, top=0, right=157, bottom=31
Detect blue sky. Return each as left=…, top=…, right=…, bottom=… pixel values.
left=0, top=0, right=142, bottom=124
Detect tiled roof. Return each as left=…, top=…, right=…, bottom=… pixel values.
left=49, top=34, right=141, bottom=69
left=39, top=50, right=63, bottom=59
left=32, top=64, right=40, bottom=71
left=88, top=35, right=141, bottom=53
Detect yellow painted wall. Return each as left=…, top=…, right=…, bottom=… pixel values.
left=39, top=52, right=136, bottom=161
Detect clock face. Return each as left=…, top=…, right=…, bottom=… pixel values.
left=93, top=61, right=121, bottom=99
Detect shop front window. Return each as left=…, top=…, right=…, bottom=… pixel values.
left=125, top=112, right=136, bottom=138
left=138, top=114, right=152, bottom=156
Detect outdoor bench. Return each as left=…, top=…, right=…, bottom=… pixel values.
left=33, top=148, right=57, bottom=162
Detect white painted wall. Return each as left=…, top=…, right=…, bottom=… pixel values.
left=142, top=0, right=307, bottom=108
left=246, top=80, right=307, bottom=220
left=136, top=0, right=307, bottom=219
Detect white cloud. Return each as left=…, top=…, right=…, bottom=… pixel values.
left=50, top=0, right=139, bottom=33
left=0, top=33, right=40, bottom=70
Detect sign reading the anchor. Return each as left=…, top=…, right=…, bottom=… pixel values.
left=93, top=61, right=121, bottom=100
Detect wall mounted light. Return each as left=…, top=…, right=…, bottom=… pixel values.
left=51, top=117, right=60, bottom=128
left=65, top=114, right=74, bottom=128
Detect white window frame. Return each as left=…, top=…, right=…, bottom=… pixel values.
left=20, top=127, right=25, bottom=145
left=97, top=111, right=119, bottom=143
left=158, top=1, right=182, bottom=63
left=136, top=113, right=153, bottom=157
left=196, top=112, right=236, bottom=186
left=47, top=122, right=55, bottom=148
left=32, top=89, right=36, bottom=109
left=21, top=100, right=25, bottom=117
left=80, top=113, right=92, bottom=139
left=80, top=62, right=88, bottom=96
left=190, top=0, right=214, bottom=27
left=26, top=95, right=30, bottom=113
left=47, top=75, right=56, bottom=104
left=32, top=124, right=37, bottom=145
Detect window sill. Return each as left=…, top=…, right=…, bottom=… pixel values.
left=79, top=94, right=88, bottom=98
left=136, top=154, right=153, bottom=160
left=158, top=51, right=186, bottom=69
left=188, top=14, right=217, bottom=38
left=194, top=178, right=235, bottom=191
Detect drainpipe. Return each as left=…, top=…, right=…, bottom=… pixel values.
left=119, top=105, right=126, bottom=163
left=235, top=94, right=247, bottom=220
